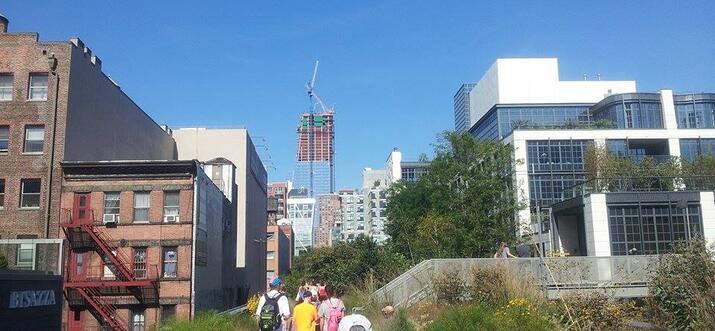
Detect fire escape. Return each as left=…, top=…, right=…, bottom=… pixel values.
left=62, top=209, right=159, bottom=331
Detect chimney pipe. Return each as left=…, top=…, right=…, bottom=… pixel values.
left=0, top=14, right=8, bottom=33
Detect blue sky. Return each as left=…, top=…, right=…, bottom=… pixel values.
left=4, top=1, right=715, bottom=188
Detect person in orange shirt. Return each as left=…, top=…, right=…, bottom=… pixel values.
left=293, top=291, right=320, bottom=331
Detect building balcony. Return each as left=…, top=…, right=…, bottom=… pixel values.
left=561, top=176, right=715, bottom=200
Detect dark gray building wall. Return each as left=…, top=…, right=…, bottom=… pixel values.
left=63, top=45, right=176, bottom=161
left=244, top=135, right=268, bottom=296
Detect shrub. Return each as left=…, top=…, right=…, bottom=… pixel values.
left=432, top=269, right=467, bottom=304
left=160, top=311, right=255, bottom=331
left=467, top=265, right=545, bottom=307
left=382, top=310, right=417, bottom=331
left=649, top=240, right=715, bottom=330
left=425, top=304, right=554, bottom=331
left=560, top=292, right=642, bottom=331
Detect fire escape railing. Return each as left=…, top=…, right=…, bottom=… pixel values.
left=62, top=209, right=160, bottom=331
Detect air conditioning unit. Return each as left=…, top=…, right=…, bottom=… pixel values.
left=103, top=214, right=119, bottom=224
left=164, top=215, right=180, bottom=223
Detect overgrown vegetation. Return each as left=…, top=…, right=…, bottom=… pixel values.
left=283, top=236, right=409, bottom=294
left=585, top=144, right=715, bottom=187
left=386, top=132, right=523, bottom=262
left=649, top=240, right=715, bottom=330
left=159, top=311, right=255, bottom=331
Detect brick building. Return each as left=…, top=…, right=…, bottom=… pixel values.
left=314, top=194, right=342, bottom=247
left=266, top=224, right=292, bottom=283
left=0, top=15, right=175, bottom=251
left=60, top=160, right=237, bottom=330
left=267, top=181, right=289, bottom=224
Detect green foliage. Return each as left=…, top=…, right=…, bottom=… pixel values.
left=424, top=304, right=554, bottom=331
left=159, top=311, right=255, bottom=331
left=386, top=132, right=523, bottom=261
left=560, top=292, right=643, bottom=331
left=283, top=236, right=409, bottom=294
left=432, top=270, right=467, bottom=304
left=381, top=310, right=417, bottom=331
left=0, top=252, right=7, bottom=270
left=649, top=240, right=715, bottom=330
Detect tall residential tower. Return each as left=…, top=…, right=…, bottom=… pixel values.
left=294, top=111, right=335, bottom=197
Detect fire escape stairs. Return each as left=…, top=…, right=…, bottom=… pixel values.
left=62, top=210, right=159, bottom=331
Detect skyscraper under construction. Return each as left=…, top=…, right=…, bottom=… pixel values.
left=294, top=111, right=335, bottom=196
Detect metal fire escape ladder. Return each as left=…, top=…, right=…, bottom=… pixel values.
left=76, top=287, right=127, bottom=331
left=80, top=223, right=134, bottom=281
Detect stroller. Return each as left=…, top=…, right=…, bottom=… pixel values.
left=338, top=306, right=372, bottom=331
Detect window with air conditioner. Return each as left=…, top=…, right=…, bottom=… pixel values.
left=266, top=251, right=275, bottom=259
left=103, top=192, right=120, bottom=224
left=163, top=191, right=180, bottom=222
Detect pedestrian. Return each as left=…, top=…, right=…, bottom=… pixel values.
left=293, top=290, right=320, bottom=331
left=318, top=284, right=345, bottom=331
left=495, top=241, right=517, bottom=258
left=256, top=277, right=291, bottom=331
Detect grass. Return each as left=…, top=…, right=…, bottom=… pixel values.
left=159, top=311, right=255, bottom=331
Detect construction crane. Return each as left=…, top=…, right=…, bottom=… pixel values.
left=306, top=60, right=335, bottom=113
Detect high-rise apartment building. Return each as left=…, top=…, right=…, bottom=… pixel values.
left=386, top=149, right=430, bottom=184
left=362, top=169, right=390, bottom=243
left=454, top=83, right=476, bottom=132
left=314, top=194, right=342, bottom=247
left=294, top=112, right=335, bottom=197
left=464, top=58, right=715, bottom=256
left=267, top=182, right=289, bottom=223
left=337, top=189, right=366, bottom=241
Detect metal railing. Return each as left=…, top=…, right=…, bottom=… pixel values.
left=373, top=256, right=660, bottom=308
left=561, top=176, right=715, bottom=200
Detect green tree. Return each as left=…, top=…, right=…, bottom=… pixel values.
left=386, top=132, right=523, bottom=261
left=283, top=236, right=409, bottom=294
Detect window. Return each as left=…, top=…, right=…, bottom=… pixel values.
left=0, top=126, right=8, bottom=152
left=133, top=247, right=147, bottom=279
left=131, top=310, right=145, bottom=331
left=266, top=251, right=275, bottom=259
left=0, top=179, right=4, bottom=209
left=267, top=232, right=275, bottom=241
left=133, top=192, right=150, bottom=223
left=0, top=74, right=12, bottom=101
left=161, top=305, right=176, bottom=322
left=104, top=192, right=120, bottom=218
left=20, top=179, right=41, bottom=208
left=163, top=191, right=179, bottom=220
left=267, top=270, right=275, bottom=279
left=23, top=125, right=44, bottom=154
left=162, top=247, right=178, bottom=278
left=28, top=73, right=48, bottom=101
left=17, top=243, right=35, bottom=267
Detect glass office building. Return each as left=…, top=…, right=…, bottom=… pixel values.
left=470, top=105, right=592, bottom=140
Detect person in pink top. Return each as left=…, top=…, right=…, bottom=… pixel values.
left=318, top=284, right=345, bottom=331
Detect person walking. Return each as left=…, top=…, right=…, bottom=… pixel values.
left=256, top=278, right=291, bottom=331
left=318, top=285, right=345, bottom=331
left=293, top=291, right=320, bottom=331
left=495, top=241, right=517, bottom=258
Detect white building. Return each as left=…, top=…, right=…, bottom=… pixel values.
left=172, top=128, right=268, bottom=297
left=464, top=58, right=715, bottom=257
left=285, top=194, right=316, bottom=255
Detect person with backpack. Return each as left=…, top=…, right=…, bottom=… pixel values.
left=255, top=278, right=291, bottom=331
left=318, top=284, right=345, bottom=331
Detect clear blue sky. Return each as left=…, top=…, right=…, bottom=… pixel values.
left=4, top=1, right=715, bottom=188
